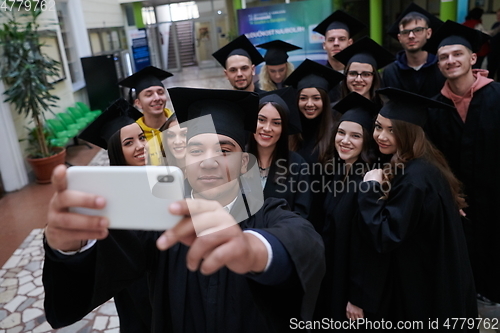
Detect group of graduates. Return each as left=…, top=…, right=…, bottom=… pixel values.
left=41, top=2, right=500, bottom=332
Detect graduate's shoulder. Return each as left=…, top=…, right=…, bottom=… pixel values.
left=381, top=60, right=398, bottom=77
left=395, top=158, right=444, bottom=186
left=259, top=197, right=294, bottom=215
left=474, top=80, right=500, bottom=96
left=255, top=197, right=314, bottom=226
left=287, top=151, right=309, bottom=171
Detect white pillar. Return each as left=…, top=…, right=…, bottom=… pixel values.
left=0, top=81, right=29, bottom=192
left=69, top=0, right=92, bottom=57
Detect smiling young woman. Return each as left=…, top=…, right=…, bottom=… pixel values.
left=316, top=92, right=379, bottom=323
left=160, top=114, right=187, bottom=170
left=247, top=88, right=311, bottom=219
left=349, top=88, right=477, bottom=329
left=108, top=123, right=147, bottom=167
left=283, top=59, right=344, bottom=232
left=334, top=36, right=394, bottom=106
left=283, top=59, right=344, bottom=166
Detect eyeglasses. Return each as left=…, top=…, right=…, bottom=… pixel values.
left=399, top=27, right=428, bottom=36
left=347, top=71, right=374, bottom=79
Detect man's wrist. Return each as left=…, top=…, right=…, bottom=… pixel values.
left=243, top=231, right=270, bottom=273
left=56, top=240, right=91, bottom=255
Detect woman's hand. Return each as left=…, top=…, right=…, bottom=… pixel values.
left=346, top=301, right=364, bottom=320
left=363, top=169, right=384, bottom=184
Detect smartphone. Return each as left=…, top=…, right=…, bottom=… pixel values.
left=67, top=166, right=185, bottom=230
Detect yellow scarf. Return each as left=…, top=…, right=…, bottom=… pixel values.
left=136, top=108, right=173, bottom=165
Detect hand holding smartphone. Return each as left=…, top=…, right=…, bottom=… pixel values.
left=67, top=166, right=185, bottom=230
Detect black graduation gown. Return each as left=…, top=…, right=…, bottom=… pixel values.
left=324, top=60, right=342, bottom=103
left=113, top=278, right=152, bottom=332
left=43, top=198, right=325, bottom=333
left=426, top=82, right=500, bottom=303
left=294, top=115, right=327, bottom=232
left=254, top=85, right=265, bottom=94
left=315, top=161, right=365, bottom=323
left=355, top=158, right=477, bottom=329
left=382, top=59, right=446, bottom=98
left=264, top=152, right=312, bottom=220
left=295, top=111, right=322, bottom=166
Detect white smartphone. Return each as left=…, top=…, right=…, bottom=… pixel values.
left=67, top=166, right=185, bottom=230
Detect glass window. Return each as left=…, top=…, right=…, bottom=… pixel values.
left=88, top=28, right=128, bottom=56
left=56, top=1, right=83, bottom=85
left=110, top=30, right=120, bottom=50
left=142, top=7, right=157, bottom=25
left=89, top=32, right=102, bottom=54
left=155, top=1, right=200, bottom=22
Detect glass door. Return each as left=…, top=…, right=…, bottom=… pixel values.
left=193, top=18, right=217, bottom=68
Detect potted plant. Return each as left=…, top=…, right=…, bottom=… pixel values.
left=0, top=7, right=64, bottom=183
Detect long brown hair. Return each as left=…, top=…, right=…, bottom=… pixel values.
left=341, top=62, right=382, bottom=105
left=289, top=88, right=333, bottom=165
left=247, top=101, right=290, bottom=180
left=160, top=114, right=184, bottom=168
left=381, top=119, right=466, bottom=209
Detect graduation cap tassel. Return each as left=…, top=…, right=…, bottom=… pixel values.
left=238, top=177, right=252, bottom=219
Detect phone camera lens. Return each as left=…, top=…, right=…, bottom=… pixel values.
left=158, top=175, right=174, bottom=183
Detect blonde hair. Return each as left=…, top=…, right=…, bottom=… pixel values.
left=258, top=62, right=294, bottom=91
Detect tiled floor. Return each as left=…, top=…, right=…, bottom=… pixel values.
left=0, top=229, right=119, bottom=333
left=0, top=142, right=102, bottom=268
left=2, top=66, right=499, bottom=332
left=0, top=146, right=116, bottom=332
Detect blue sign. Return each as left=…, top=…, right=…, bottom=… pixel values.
left=238, top=0, right=333, bottom=70
left=130, top=29, right=151, bottom=71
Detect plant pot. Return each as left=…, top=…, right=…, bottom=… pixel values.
left=26, top=148, right=66, bottom=184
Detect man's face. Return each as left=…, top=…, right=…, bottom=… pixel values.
left=323, top=29, right=352, bottom=59
left=135, top=86, right=167, bottom=117
left=267, top=63, right=288, bottom=84
left=397, top=19, right=431, bottom=53
left=437, top=44, right=476, bottom=81
left=185, top=133, right=248, bottom=205
left=224, top=55, right=255, bottom=91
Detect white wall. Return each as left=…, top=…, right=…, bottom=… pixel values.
left=81, top=0, right=126, bottom=29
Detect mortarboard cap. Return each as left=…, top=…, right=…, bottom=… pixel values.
left=258, top=87, right=302, bottom=135
left=118, top=66, right=173, bottom=97
left=256, top=40, right=302, bottom=66
left=387, top=2, right=444, bottom=40
left=313, top=10, right=366, bottom=37
left=212, top=35, right=264, bottom=68
left=334, top=92, right=380, bottom=130
left=376, top=87, right=455, bottom=128
left=424, top=20, right=490, bottom=54
left=78, top=98, right=143, bottom=149
left=333, top=36, right=395, bottom=70
left=283, top=59, right=345, bottom=93
left=168, top=87, right=259, bottom=149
